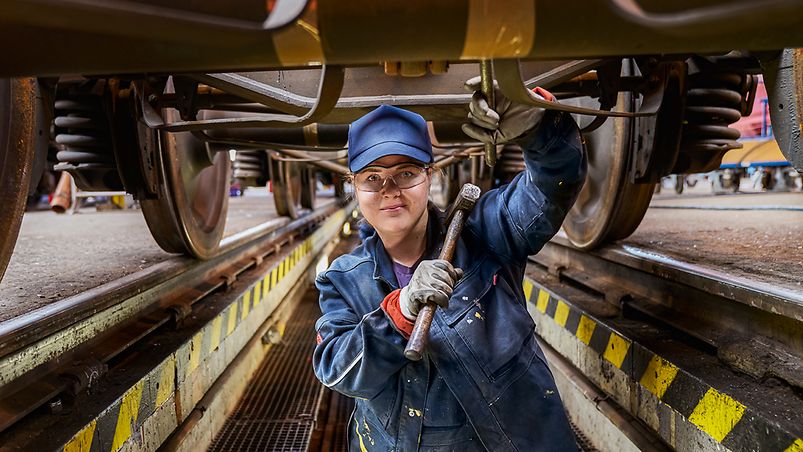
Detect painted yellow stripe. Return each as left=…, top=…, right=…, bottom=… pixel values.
left=254, top=280, right=262, bottom=306
left=64, top=420, right=96, bottom=452
left=785, top=439, right=803, bottom=452
left=461, top=0, right=535, bottom=59
left=640, top=355, right=679, bottom=399
left=188, top=332, right=203, bottom=373
left=227, top=303, right=238, bottom=336
left=536, top=289, right=549, bottom=313
left=270, top=267, right=278, bottom=291
left=554, top=300, right=570, bottom=327
left=111, top=380, right=144, bottom=451
left=155, top=356, right=176, bottom=408
left=522, top=279, right=534, bottom=302
left=576, top=315, right=596, bottom=345
left=241, top=292, right=251, bottom=320
left=262, top=274, right=270, bottom=299
left=688, top=388, right=746, bottom=442
left=603, top=333, right=630, bottom=368
left=279, top=260, right=286, bottom=280
left=209, top=315, right=223, bottom=352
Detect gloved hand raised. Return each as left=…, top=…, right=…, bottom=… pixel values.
left=461, top=76, right=551, bottom=145
left=399, top=260, right=464, bottom=320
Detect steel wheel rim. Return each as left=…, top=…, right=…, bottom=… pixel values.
left=270, top=153, right=302, bottom=219
left=139, top=106, right=230, bottom=259
left=161, top=120, right=230, bottom=259
left=563, top=78, right=656, bottom=250
left=300, top=167, right=317, bottom=210
left=0, top=78, right=36, bottom=283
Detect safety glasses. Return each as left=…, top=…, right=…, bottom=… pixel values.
left=354, top=163, right=430, bottom=193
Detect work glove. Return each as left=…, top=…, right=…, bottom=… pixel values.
left=399, top=260, right=464, bottom=320
left=461, top=76, right=550, bottom=144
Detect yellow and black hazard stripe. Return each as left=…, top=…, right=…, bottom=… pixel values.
left=64, top=354, right=176, bottom=452
left=522, top=278, right=802, bottom=452
left=62, top=236, right=318, bottom=452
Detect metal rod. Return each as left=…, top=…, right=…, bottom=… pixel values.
left=480, top=60, right=497, bottom=167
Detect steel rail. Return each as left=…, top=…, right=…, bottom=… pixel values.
left=532, top=234, right=803, bottom=385
left=547, top=235, right=803, bottom=320
left=0, top=200, right=346, bottom=432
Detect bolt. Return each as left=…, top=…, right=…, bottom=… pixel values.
left=49, top=398, right=63, bottom=414
left=262, top=326, right=282, bottom=345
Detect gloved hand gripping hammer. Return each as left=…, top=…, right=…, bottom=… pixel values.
left=404, top=183, right=481, bottom=361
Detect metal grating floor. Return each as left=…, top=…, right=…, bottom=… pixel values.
left=207, top=282, right=591, bottom=452
left=210, top=293, right=326, bottom=452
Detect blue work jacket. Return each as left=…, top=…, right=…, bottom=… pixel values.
left=313, top=111, right=586, bottom=451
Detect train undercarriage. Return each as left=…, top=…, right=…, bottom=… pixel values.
left=0, top=0, right=802, bottom=285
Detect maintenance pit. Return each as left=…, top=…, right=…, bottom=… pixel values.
left=0, top=186, right=800, bottom=451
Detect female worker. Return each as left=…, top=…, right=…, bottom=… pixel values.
left=313, top=79, right=586, bottom=451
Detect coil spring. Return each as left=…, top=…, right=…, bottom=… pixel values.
left=675, top=71, right=754, bottom=173
left=53, top=81, right=114, bottom=167
left=232, top=150, right=267, bottom=185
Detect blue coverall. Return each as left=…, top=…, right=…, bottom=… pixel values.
left=313, top=110, right=587, bottom=451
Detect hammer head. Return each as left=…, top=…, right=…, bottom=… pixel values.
left=446, top=183, right=481, bottom=224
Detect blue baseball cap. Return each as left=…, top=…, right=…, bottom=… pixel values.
left=347, top=105, right=433, bottom=172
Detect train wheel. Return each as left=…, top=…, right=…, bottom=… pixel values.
left=763, top=49, right=803, bottom=173
left=270, top=153, right=303, bottom=219
left=138, top=107, right=231, bottom=259
left=562, top=91, right=656, bottom=249
left=300, top=167, right=317, bottom=210
left=0, top=78, right=36, bottom=282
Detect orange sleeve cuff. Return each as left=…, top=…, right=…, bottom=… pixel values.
left=380, top=289, right=415, bottom=339
left=533, top=86, right=556, bottom=102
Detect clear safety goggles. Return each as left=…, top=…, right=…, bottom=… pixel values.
left=354, top=163, right=430, bottom=193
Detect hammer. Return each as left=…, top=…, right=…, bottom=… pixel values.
left=404, top=183, right=482, bottom=361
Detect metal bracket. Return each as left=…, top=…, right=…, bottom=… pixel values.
left=494, top=58, right=661, bottom=118
left=171, top=76, right=201, bottom=121
left=142, top=65, right=345, bottom=132
left=630, top=61, right=686, bottom=183
left=167, top=301, right=193, bottom=326
left=60, top=359, right=107, bottom=395
left=578, top=60, right=624, bottom=133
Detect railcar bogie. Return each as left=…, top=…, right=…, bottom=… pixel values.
left=0, top=2, right=801, bottom=286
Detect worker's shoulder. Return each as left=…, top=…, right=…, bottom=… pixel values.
left=317, top=244, right=373, bottom=281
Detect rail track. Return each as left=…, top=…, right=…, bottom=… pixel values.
left=0, top=203, right=800, bottom=451
left=0, top=200, right=352, bottom=447
left=526, top=235, right=803, bottom=451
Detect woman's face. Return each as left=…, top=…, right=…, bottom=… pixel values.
left=354, top=155, right=431, bottom=237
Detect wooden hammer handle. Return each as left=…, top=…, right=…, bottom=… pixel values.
left=404, top=209, right=467, bottom=361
